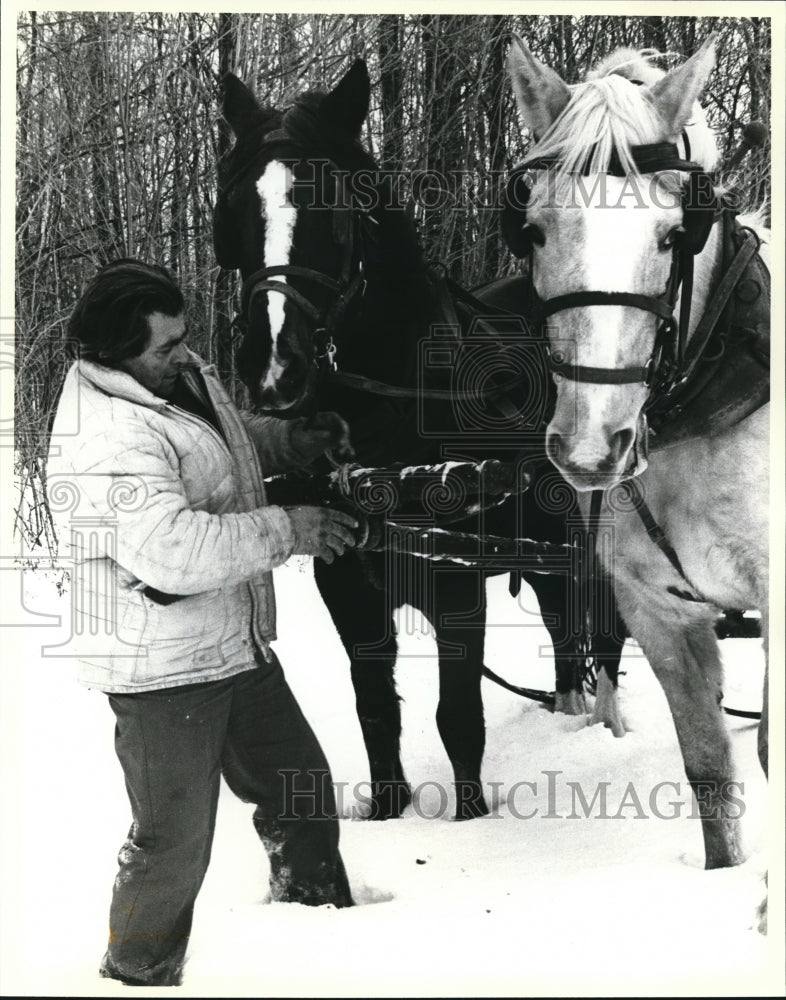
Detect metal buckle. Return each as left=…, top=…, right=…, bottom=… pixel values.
left=326, top=337, right=337, bottom=372
left=314, top=326, right=339, bottom=373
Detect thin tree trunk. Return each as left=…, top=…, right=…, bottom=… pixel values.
left=213, top=12, right=238, bottom=386
left=378, top=15, right=404, bottom=174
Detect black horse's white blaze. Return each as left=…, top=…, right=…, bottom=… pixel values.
left=256, top=159, right=296, bottom=396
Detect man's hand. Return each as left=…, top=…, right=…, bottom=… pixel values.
left=290, top=412, right=355, bottom=464
left=285, top=506, right=359, bottom=564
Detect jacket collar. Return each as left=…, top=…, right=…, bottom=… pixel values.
left=74, top=348, right=209, bottom=410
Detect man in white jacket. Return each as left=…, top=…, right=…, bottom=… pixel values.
left=47, top=259, right=358, bottom=986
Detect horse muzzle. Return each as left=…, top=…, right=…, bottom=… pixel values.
left=546, top=412, right=649, bottom=491
left=255, top=372, right=313, bottom=414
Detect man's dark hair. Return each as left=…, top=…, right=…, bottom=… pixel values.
left=67, top=258, right=184, bottom=363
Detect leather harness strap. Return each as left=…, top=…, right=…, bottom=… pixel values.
left=329, top=368, right=524, bottom=402
left=634, top=496, right=705, bottom=603
left=664, top=226, right=762, bottom=391
left=588, top=486, right=706, bottom=605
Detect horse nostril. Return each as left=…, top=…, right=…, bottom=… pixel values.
left=609, top=426, right=635, bottom=462
left=546, top=431, right=565, bottom=467
left=278, top=357, right=308, bottom=391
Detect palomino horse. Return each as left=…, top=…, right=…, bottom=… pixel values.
left=504, top=34, right=770, bottom=873
left=214, top=62, right=625, bottom=820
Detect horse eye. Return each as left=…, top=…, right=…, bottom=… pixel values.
left=659, top=225, right=686, bottom=251
left=522, top=222, right=545, bottom=247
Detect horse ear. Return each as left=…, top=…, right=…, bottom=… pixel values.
left=320, top=59, right=371, bottom=139
left=221, top=72, right=262, bottom=138
left=647, top=35, right=716, bottom=139
left=506, top=34, right=571, bottom=139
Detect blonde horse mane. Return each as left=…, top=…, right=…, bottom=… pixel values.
left=525, top=47, right=720, bottom=177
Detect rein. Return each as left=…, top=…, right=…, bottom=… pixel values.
left=329, top=368, right=526, bottom=403
left=327, top=269, right=537, bottom=404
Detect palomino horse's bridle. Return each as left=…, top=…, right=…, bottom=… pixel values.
left=513, top=139, right=766, bottom=615
left=509, top=141, right=725, bottom=603
left=509, top=140, right=721, bottom=408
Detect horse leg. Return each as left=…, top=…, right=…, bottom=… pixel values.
left=525, top=571, right=586, bottom=716
left=615, top=586, right=745, bottom=869
left=590, top=664, right=625, bottom=737
left=589, top=591, right=627, bottom=738
left=515, top=470, right=588, bottom=714
left=758, top=604, right=769, bottom=777
left=314, top=556, right=412, bottom=820
left=427, top=569, right=489, bottom=820
left=756, top=607, right=769, bottom=933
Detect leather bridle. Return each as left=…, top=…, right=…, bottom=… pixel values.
left=239, top=261, right=367, bottom=372
left=522, top=141, right=719, bottom=405
left=224, top=126, right=376, bottom=373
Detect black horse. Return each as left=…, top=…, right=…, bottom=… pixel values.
left=213, top=60, right=625, bottom=820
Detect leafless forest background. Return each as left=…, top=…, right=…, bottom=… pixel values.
left=14, top=12, right=772, bottom=556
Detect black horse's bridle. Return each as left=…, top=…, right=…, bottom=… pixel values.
left=522, top=141, right=720, bottom=405
left=239, top=261, right=367, bottom=372
left=227, top=126, right=376, bottom=373
left=225, top=133, right=530, bottom=405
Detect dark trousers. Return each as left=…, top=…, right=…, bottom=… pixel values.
left=100, top=652, right=352, bottom=986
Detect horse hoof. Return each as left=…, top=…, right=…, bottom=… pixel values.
left=454, top=799, right=490, bottom=821
left=554, top=690, right=587, bottom=716
left=454, top=782, right=490, bottom=821
left=589, top=710, right=627, bottom=738
left=755, top=872, right=768, bottom=934
left=589, top=670, right=626, bottom=736
left=368, top=781, right=413, bottom=820
left=756, top=895, right=768, bottom=935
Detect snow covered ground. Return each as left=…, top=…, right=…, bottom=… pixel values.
left=1, top=559, right=783, bottom=998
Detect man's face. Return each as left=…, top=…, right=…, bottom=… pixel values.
left=117, top=312, right=189, bottom=399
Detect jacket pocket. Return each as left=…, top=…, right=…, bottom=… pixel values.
left=138, top=588, right=220, bottom=645
left=143, top=586, right=186, bottom=606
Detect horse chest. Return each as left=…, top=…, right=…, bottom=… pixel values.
left=597, top=411, right=769, bottom=612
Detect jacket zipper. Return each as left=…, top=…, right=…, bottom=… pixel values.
left=166, top=390, right=274, bottom=659
left=165, top=401, right=230, bottom=453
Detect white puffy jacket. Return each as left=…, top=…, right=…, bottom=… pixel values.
left=46, top=351, right=303, bottom=693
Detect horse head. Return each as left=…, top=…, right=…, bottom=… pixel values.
left=215, top=61, right=373, bottom=411
left=505, top=35, right=720, bottom=490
